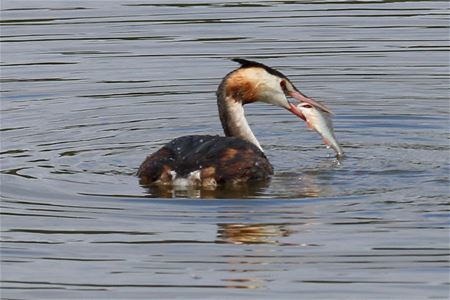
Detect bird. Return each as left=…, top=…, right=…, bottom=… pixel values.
left=137, top=58, right=331, bottom=188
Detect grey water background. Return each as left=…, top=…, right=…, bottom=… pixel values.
left=1, top=0, right=449, bottom=299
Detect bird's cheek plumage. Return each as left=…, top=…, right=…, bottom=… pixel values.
left=257, top=87, right=290, bottom=109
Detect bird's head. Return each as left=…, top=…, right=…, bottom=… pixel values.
left=223, top=58, right=332, bottom=120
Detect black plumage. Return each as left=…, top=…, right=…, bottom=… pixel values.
left=232, top=58, right=288, bottom=80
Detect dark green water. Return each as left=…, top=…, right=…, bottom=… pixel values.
left=1, top=0, right=449, bottom=299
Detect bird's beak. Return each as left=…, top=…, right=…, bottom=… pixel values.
left=288, top=103, right=306, bottom=121
left=288, top=90, right=333, bottom=114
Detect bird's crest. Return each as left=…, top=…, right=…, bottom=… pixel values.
left=232, top=58, right=287, bottom=79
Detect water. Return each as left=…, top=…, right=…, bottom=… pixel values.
left=1, top=0, right=449, bottom=299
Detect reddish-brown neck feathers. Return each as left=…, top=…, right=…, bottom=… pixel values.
left=224, top=68, right=261, bottom=105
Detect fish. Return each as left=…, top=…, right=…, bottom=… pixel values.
left=296, top=102, right=344, bottom=158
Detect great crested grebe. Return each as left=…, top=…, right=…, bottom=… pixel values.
left=138, top=59, right=332, bottom=187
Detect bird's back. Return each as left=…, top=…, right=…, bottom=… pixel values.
left=138, top=135, right=273, bottom=187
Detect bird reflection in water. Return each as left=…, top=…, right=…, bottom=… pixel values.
left=215, top=223, right=297, bottom=289
left=217, top=223, right=293, bottom=245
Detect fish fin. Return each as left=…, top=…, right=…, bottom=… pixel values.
left=306, top=121, right=314, bottom=130
left=323, top=138, right=331, bottom=146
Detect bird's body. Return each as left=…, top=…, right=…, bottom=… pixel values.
left=138, top=59, right=332, bottom=187
left=138, top=135, right=272, bottom=187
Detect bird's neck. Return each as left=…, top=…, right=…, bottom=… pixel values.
left=217, top=92, right=262, bottom=151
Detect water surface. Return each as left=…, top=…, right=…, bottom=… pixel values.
left=1, top=0, right=449, bottom=299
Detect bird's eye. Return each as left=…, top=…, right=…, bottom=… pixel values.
left=280, top=80, right=287, bottom=91
left=303, top=104, right=313, bottom=109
